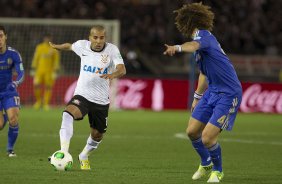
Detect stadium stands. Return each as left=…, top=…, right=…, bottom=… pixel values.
left=0, top=0, right=281, bottom=81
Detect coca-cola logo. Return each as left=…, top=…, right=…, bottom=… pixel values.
left=116, top=79, right=147, bottom=109
left=240, top=84, right=282, bottom=113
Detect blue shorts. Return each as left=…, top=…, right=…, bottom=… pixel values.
left=192, top=91, right=242, bottom=131
left=0, top=90, right=20, bottom=111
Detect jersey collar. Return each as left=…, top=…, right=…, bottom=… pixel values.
left=90, top=43, right=107, bottom=53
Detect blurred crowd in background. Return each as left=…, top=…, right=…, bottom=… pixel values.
left=0, top=0, right=281, bottom=76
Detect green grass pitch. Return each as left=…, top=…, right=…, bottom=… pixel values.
left=0, top=107, right=281, bottom=184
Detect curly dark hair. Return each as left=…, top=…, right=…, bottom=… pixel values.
left=174, top=2, right=214, bottom=38
left=0, top=25, right=7, bottom=35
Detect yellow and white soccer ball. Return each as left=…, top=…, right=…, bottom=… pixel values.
left=50, top=150, right=73, bottom=171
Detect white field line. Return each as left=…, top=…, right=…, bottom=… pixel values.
left=0, top=132, right=281, bottom=146
left=14, top=131, right=279, bottom=138
left=0, top=133, right=167, bottom=139
left=174, top=133, right=282, bottom=146
left=227, top=132, right=281, bottom=136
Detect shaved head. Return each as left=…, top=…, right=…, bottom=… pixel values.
left=90, top=25, right=106, bottom=36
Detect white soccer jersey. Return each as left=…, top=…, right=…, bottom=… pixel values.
left=72, top=40, right=124, bottom=105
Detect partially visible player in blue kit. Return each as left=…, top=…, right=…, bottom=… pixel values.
left=163, top=3, right=242, bottom=183
left=0, top=25, right=24, bottom=157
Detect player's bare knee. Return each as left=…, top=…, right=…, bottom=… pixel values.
left=8, top=114, right=18, bottom=124
left=186, top=127, right=200, bottom=140
left=0, top=118, right=4, bottom=130
left=186, top=128, right=194, bottom=139
left=187, top=132, right=200, bottom=140
left=91, top=130, right=103, bottom=142
left=201, top=136, right=209, bottom=147
left=201, top=134, right=215, bottom=148
left=92, top=133, right=103, bottom=141
left=92, top=135, right=103, bottom=142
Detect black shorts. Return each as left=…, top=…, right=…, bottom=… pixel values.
left=67, top=95, right=109, bottom=133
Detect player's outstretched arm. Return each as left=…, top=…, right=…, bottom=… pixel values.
left=163, top=41, right=200, bottom=56
left=49, top=42, right=72, bottom=51
left=181, top=41, right=200, bottom=52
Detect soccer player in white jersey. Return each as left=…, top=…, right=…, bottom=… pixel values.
left=49, top=25, right=126, bottom=170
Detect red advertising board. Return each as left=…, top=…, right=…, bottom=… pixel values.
left=18, top=77, right=282, bottom=114
left=241, top=82, right=282, bottom=113
left=115, top=79, right=189, bottom=110
left=17, top=76, right=76, bottom=105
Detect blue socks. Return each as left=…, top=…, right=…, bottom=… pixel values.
left=7, top=124, right=19, bottom=152
left=208, top=142, right=222, bottom=172
left=191, top=137, right=211, bottom=166
left=191, top=138, right=223, bottom=172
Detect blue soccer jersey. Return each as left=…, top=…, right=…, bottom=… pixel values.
left=0, top=46, right=24, bottom=92
left=192, top=30, right=242, bottom=130
left=0, top=46, right=24, bottom=110
left=193, top=30, right=242, bottom=96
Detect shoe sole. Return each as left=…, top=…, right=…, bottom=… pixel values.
left=78, top=156, right=91, bottom=170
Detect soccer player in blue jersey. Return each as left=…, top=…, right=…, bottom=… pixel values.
left=0, top=25, right=24, bottom=157
left=163, top=3, right=242, bottom=183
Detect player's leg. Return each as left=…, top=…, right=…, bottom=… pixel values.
left=0, top=103, right=8, bottom=130
left=79, top=103, right=109, bottom=170
left=59, top=105, right=82, bottom=152
left=59, top=95, right=88, bottom=152
left=205, top=96, right=241, bottom=183
left=187, top=118, right=213, bottom=180
left=79, top=128, right=103, bottom=159
left=43, top=73, right=54, bottom=111
left=202, top=123, right=221, bottom=170
left=43, top=85, right=52, bottom=111
left=202, top=123, right=224, bottom=183
left=0, top=112, right=6, bottom=130
left=6, top=107, right=20, bottom=157
left=0, top=111, right=5, bottom=130
left=33, top=73, right=43, bottom=109
left=188, top=93, right=214, bottom=180
left=79, top=128, right=104, bottom=170
left=3, top=95, right=20, bottom=157
left=187, top=118, right=210, bottom=165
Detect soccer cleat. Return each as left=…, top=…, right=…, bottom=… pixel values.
left=33, top=101, right=41, bottom=110
left=207, top=171, right=224, bottom=183
left=192, top=163, right=213, bottom=180
left=7, top=150, right=17, bottom=157
left=78, top=157, right=91, bottom=170
left=43, top=105, right=50, bottom=111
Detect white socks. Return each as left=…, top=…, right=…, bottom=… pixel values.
left=79, top=135, right=101, bottom=160
left=59, top=112, right=101, bottom=159
left=59, top=112, right=74, bottom=152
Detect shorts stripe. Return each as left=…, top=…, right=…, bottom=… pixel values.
left=221, top=114, right=229, bottom=130
left=221, top=97, right=238, bottom=130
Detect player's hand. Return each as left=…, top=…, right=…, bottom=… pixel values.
left=52, top=72, right=58, bottom=80
left=29, top=69, right=35, bottom=76
left=163, top=44, right=177, bottom=56
left=49, top=42, right=57, bottom=49
left=100, top=74, right=114, bottom=80
left=6, top=81, right=18, bottom=91
left=191, top=98, right=200, bottom=113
